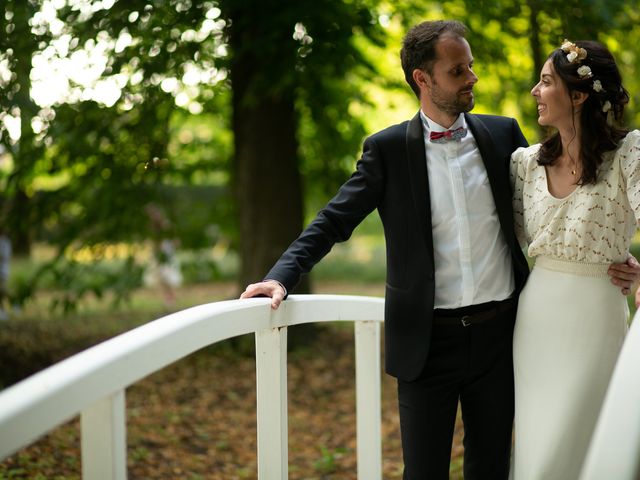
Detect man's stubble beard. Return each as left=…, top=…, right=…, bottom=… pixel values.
left=430, top=80, right=475, bottom=116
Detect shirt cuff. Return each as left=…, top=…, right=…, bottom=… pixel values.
left=264, top=279, right=287, bottom=297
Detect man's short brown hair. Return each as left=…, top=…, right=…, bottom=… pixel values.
left=400, top=20, right=468, bottom=98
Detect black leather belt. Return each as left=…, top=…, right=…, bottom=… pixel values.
left=433, top=298, right=516, bottom=327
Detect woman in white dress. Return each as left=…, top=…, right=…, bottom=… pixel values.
left=510, top=40, right=640, bottom=479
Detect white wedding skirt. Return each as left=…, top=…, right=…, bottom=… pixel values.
left=511, top=257, right=628, bottom=480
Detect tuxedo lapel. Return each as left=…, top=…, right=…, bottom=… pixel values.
left=406, top=112, right=435, bottom=259
left=465, top=113, right=515, bottom=244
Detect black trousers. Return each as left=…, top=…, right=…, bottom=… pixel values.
left=397, top=301, right=517, bottom=480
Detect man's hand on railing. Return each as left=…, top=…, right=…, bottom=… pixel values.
left=240, top=280, right=286, bottom=310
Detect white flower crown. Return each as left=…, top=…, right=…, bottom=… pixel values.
left=559, top=39, right=610, bottom=113
left=560, top=40, right=587, bottom=65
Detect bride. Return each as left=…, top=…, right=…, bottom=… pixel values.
left=510, top=39, right=640, bottom=479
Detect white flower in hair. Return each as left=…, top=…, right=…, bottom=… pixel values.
left=577, top=65, right=593, bottom=78
left=561, top=40, right=574, bottom=51
left=602, top=100, right=612, bottom=113
left=593, top=80, right=604, bottom=92
left=560, top=39, right=587, bottom=64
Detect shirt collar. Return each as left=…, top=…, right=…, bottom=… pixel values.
left=419, top=111, right=466, bottom=134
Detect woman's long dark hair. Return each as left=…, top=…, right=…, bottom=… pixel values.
left=537, top=40, right=629, bottom=184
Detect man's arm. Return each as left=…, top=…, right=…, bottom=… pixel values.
left=239, top=134, right=387, bottom=308
left=608, top=254, right=640, bottom=297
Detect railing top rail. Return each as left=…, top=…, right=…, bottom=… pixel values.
left=0, top=294, right=384, bottom=460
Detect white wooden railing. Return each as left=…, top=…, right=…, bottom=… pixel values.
left=0, top=295, right=639, bottom=479
left=580, top=308, right=640, bottom=479
left=0, top=294, right=385, bottom=479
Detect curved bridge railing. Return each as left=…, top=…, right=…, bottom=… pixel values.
left=0, top=295, right=638, bottom=479
left=580, top=307, right=640, bottom=479
left=0, top=295, right=384, bottom=479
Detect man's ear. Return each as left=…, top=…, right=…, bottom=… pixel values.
left=412, top=68, right=431, bottom=91
left=572, top=90, right=589, bottom=106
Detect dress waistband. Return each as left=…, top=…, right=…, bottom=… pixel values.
left=534, top=256, right=610, bottom=278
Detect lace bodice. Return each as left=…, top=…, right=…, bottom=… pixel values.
left=510, top=130, right=640, bottom=263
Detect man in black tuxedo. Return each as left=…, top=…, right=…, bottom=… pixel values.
left=241, top=20, right=639, bottom=479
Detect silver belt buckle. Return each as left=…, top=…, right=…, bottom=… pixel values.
left=461, top=315, right=472, bottom=327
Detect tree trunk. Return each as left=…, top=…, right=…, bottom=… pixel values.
left=227, top=6, right=310, bottom=295
left=233, top=92, right=310, bottom=293
left=5, top=1, right=42, bottom=256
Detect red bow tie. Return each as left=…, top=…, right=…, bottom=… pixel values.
left=429, top=126, right=467, bottom=143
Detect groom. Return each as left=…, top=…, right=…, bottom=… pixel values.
left=241, top=20, right=639, bottom=479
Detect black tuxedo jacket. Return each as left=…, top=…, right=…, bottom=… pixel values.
left=266, top=112, right=530, bottom=381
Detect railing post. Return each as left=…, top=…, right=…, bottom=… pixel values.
left=81, top=389, right=127, bottom=479
left=355, top=320, right=382, bottom=479
left=255, top=327, right=288, bottom=479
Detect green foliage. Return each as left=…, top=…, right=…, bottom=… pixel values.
left=1, top=0, right=639, bottom=311
left=314, top=238, right=386, bottom=283
left=47, top=257, right=144, bottom=313
left=292, top=0, right=388, bottom=197
left=1, top=1, right=237, bottom=308
left=313, top=445, right=349, bottom=475
left=10, top=256, right=143, bottom=314
left=179, top=253, right=222, bottom=283
left=1, top=0, right=234, bottom=243
left=152, top=184, right=235, bottom=250
left=43, top=100, right=162, bottom=246
left=393, top=0, right=640, bottom=143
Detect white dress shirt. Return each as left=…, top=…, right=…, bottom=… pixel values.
left=421, top=111, right=514, bottom=309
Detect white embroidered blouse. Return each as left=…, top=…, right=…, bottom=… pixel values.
left=510, top=129, right=640, bottom=264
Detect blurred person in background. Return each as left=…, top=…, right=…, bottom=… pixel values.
left=144, top=203, right=182, bottom=309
